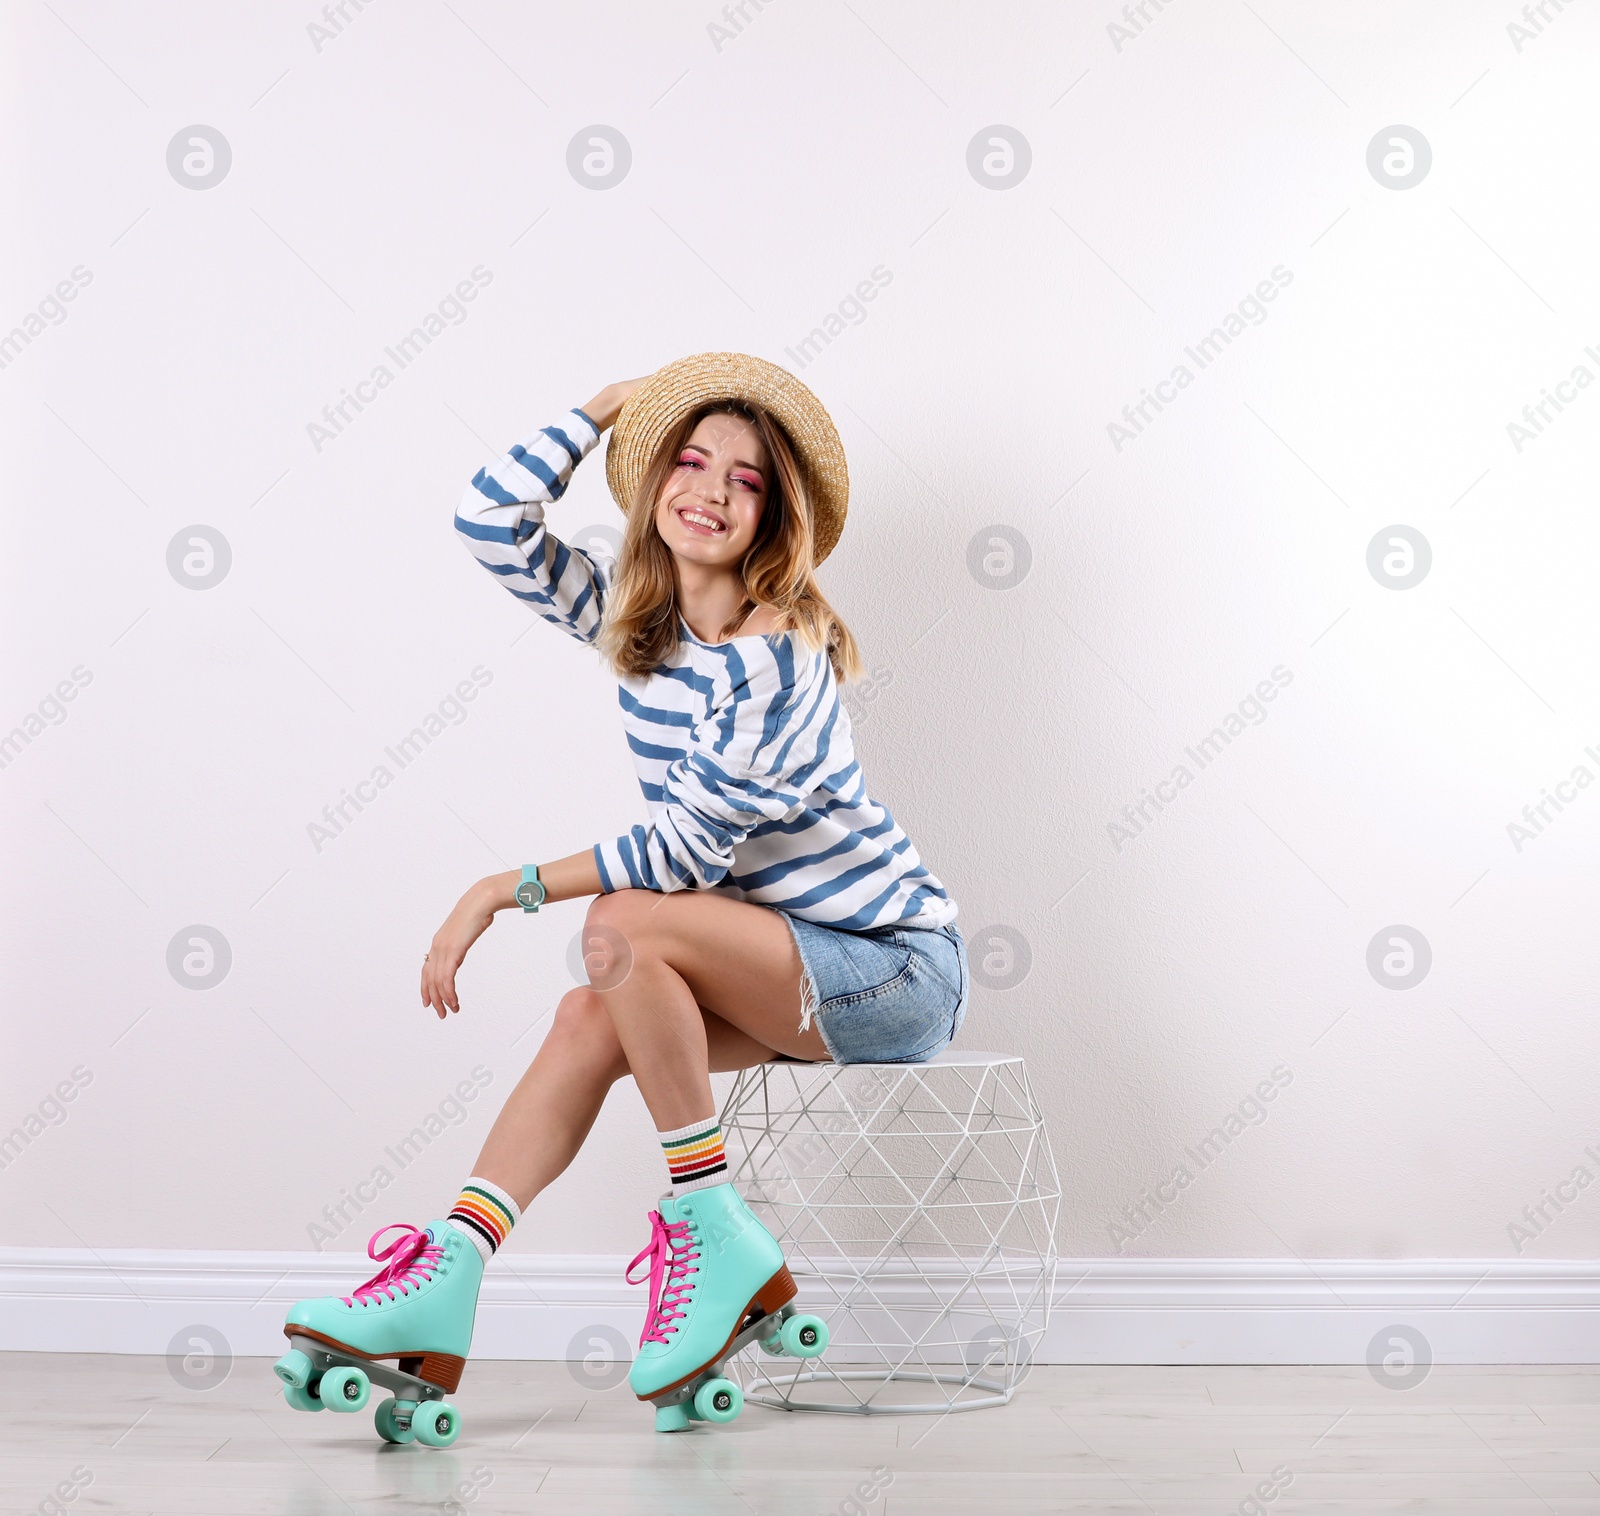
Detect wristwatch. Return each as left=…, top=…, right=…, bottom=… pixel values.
left=515, top=864, right=547, bottom=914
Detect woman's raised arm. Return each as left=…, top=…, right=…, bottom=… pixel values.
left=452, top=379, right=643, bottom=645
left=577, top=378, right=644, bottom=433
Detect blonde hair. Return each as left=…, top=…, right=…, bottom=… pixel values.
left=595, top=399, right=865, bottom=685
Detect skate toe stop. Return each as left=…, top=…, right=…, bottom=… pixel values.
left=654, top=1403, right=693, bottom=1433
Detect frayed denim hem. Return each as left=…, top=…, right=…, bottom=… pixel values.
left=775, top=909, right=826, bottom=1042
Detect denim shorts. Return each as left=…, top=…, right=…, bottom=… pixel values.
left=776, top=913, right=969, bottom=1065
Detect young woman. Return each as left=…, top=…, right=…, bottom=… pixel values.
left=275, top=352, right=967, bottom=1439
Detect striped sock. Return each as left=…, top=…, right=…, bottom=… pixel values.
left=446, top=1177, right=520, bottom=1263
left=659, top=1118, right=728, bottom=1193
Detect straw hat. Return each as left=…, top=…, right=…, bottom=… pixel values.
left=604, top=351, right=849, bottom=565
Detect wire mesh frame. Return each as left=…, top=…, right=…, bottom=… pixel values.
left=718, top=1054, right=1061, bottom=1415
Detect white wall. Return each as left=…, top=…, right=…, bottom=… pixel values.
left=2, top=0, right=1597, bottom=1279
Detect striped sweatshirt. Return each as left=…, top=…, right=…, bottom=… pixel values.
left=453, top=405, right=958, bottom=934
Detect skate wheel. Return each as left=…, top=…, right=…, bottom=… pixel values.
left=318, top=1364, right=371, bottom=1413
left=412, top=1400, right=460, bottom=1448
left=283, top=1383, right=324, bottom=1413
left=273, top=1349, right=314, bottom=1389
left=780, top=1314, right=828, bottom=1358
left=374, top=1397, right=416, bottom=1444
left=693, top=1377, right=742, bottom=1424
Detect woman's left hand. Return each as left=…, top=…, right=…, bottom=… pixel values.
left=421, top=881, right=500, bottom=1018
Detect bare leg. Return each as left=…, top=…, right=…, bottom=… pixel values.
left=582, top=889, right=831, bottom=1132
left=469, top=982, right=789, bottom=1212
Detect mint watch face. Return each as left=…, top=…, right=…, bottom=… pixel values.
left=515, top=878, right=543, bottom=908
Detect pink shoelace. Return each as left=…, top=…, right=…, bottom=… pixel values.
left=341, top=1223, right=443, bottom=1308
left=625, top=1210, right=699, bottom=1346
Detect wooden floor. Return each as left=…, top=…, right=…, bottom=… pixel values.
left=5, top=1353, right=1600, bottom=1513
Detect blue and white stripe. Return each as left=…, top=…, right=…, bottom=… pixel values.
left=455, top=405, right=958, bottom=932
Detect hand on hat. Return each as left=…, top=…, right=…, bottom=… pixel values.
left=581, top=377, right=649, bottom=434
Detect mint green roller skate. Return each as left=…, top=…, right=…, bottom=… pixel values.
left=272, top=1221, right=482, bottom=1447
left=625, top=1183, right=829, bottom=1433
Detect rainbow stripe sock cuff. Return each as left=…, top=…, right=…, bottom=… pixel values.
left=659, top=1119, right=728, bottom=1192
left=447, top=1178, right=520, bottom=1259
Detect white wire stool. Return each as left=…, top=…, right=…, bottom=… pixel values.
left=719, top=1050, right=1060, bottom=1415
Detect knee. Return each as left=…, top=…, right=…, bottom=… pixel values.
left=582, top=889, right=663, bottom=973
left=548, top=988, right=629, bottom=1082
left=584, top=888, right=657, bottom=936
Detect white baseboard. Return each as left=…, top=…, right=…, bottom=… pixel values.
left=2, top=1249, right=1597, bottom=1364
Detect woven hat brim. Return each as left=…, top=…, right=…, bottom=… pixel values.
left=604, top=351, right=848, bottom=566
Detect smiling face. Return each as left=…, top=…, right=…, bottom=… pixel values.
left=652, top=409, right=770, bottom=569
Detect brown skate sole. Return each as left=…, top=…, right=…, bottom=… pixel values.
left=284, top=1324, right=466, bottom=1394
left=634, top=1263, right=797, bottom=1401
